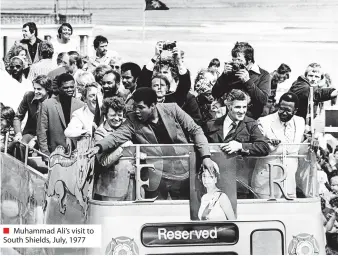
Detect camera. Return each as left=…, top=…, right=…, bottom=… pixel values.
left=230, top=62, right=246, bottom=72
left=163, top=41, right=176, bottom=51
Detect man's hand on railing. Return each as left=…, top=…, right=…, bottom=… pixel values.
left=86, top=146, right=101, bottom=159
left=27, top=137, right=37, bottom=149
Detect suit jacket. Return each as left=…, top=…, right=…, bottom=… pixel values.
left=36, top=96, right=84, bottom=156
left=252, top=112, right=306, bottom=198
left=4, top=39, right=43, bottom=68
left=13, top=91, right=49, bottom=136
left=289, top=75, right=336, bottom=120
left=96, top=103, right=210, bottom=186
left=97, top=102, right=209, bottom=157
left=205, top=115, right=269, bottom=156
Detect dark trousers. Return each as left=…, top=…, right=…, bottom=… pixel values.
left=10, top=134, right=35, bottom=162
left=145, top=177, right=190, bottom=200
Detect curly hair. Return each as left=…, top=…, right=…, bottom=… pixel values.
left=40, top=41, right=54, bottom=59
left=1, top=105, right=15, bottom=127
left=153, top=58, right=179, bottom=82
left=101, top=96, right=125, bottom=117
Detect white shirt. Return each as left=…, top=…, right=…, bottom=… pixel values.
left=64, top=105, right=94, bottom=138
left=223, top=115, right=239, bottom=139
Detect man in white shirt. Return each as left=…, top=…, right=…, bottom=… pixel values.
left=252, top=92, right=306, bottom=199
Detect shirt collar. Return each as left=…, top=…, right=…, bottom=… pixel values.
left=31, top=94, right=48, bottom=104
left=103, top=120, right=115, bottom=132
left=279, top=116, right=294, bottom=127
left=224, top=115, right=240, bottom=128
left=248, top=62, right=261, bottom=75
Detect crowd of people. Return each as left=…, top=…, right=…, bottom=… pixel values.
left=1, top=21, right=338, bottom=251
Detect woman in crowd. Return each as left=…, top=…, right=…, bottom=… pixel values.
left=51, top=23, right=78, bottom=63
left=198, top=160, right=235, bottom=221
left=75, top=71, right=96, bottom=100
left=5, top=44, right=30, bottom=77
left=94, top=96, right=133, bottom=200
left=64, top=82, right=99, bottom=138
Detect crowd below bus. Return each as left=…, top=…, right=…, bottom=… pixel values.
left=1, top=21, right=338, bottom=253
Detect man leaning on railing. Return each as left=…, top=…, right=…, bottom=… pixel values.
left=86, top=87, right=214, bottom=200
left=252, top=92, right=306, bottom=199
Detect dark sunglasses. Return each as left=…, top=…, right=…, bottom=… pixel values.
left=110, top=65, right=120, bottom=69
left=10, top=65, right=22, bottom=69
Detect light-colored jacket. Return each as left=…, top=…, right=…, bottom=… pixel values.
left=64, top=105, right=94, bottom=138
left=252, top=112, right=305, bottom=198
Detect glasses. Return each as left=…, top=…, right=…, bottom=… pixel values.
left=110, top=65, right=120, bottom=70
left=278, top=108, right=293, bottom=114
left=10, top=65, right=22, bottom=69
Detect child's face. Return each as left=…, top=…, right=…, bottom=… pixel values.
left=331, top=176, right=338, bottom=194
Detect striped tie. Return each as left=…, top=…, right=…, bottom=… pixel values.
left=224, top=122, right=237, bottom=141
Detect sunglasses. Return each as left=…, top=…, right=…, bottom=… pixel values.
left=10, top=65, right=22, bottom=69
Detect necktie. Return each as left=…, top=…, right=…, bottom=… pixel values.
left=284, top=122, right=294, bottom=153
left=224, top=122, right=237, bottom=141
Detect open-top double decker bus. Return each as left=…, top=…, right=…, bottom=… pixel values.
left=1, top=134, right=325, bottom=255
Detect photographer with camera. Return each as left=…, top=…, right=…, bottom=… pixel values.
left=139, top=41, right=202, bottom=125
left=212, top=42, right=271, bottom=119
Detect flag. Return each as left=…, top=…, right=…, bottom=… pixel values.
left=145, top=0, right=169, bottom=11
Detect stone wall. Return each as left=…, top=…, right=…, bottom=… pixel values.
left=0, top=12, right=92, bottom=25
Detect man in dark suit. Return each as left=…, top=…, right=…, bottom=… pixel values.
left=212, top=42, right=270, bottom=119
left=87, top=87, right=214, bottom=200
left=205, top=89, right=269, bottom=156
left=37, top=73, right=84, bottom=160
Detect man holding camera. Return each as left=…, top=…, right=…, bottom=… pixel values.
left=212, top=42, right=270, bottom=119
left=139, top=41, right=202, bottom=125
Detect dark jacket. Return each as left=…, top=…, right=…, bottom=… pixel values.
left=139, top=66, right=202, bottom=124
left=289, top=75, right=336, bottom=120
left=204, top=115, right=270, bottom=156
left=212, top=67, right=271, bottom=119
left=13, top=91, right=49, bottom=136
left=37, top=96, right=84, bottom=156
left=4, top=38, right=43, bottom=69
left=95, top=103, right=210, bottom=187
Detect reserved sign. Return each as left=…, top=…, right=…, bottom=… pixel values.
left=141, top=223, right=238, bottom=247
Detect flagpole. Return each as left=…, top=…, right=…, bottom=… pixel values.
left=142, top=2, right=146, bottom=43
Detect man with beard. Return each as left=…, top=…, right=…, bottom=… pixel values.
left=37, top=73, right=84, bottom=160
left=252, top=92, right=305, bottom=199
left=5, top=22, right=42, bottom=67
left=9, top=56, right=32, bottom=89
left=288, top=63, right=338, bottom=120
left=212, top=42, right=270, bottom=119
left=94, top=69, right=125, bottom=126
left=88, top=35, right=118, bottom=72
